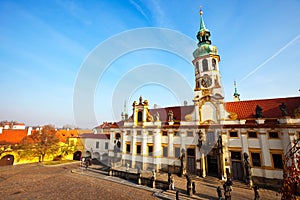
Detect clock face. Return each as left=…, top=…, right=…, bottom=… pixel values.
left=201, top=75, right=212, bottom=88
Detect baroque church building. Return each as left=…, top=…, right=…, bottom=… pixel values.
left=94, top=10, right=300, bottom=186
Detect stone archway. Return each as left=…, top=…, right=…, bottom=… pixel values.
left=0, top=154, right=14, bottom=166
left=73, top=151, right=82, bottom=160
left=85, top=151, right=91, bottom=158
left=93, top=152, right=100, bottom=160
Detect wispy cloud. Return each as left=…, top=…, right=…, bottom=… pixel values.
left=129, top=0, right=150, bottom=23
left=240, top=33, right=300, bottom=82
left=143, top=0, right=173, bottom=28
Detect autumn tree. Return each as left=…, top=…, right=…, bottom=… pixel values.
left=20, top=125, right=60, bottom=162
left=280, top=138, right=300, bottom=200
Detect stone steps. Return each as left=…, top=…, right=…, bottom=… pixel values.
left=163, top=190, right=209, bottom=200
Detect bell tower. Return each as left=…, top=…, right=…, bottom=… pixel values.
left=192, top=9, right=228, bottom=123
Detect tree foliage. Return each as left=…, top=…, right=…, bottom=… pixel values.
left=20, top=125, right=60, bottom=162
left=280, top=138, right=300, bottom=200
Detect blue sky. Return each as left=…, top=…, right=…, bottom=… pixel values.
left=0, top=0, right=300, bottom=128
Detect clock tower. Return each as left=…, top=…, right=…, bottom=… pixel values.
left=192, top=9, right=228, bottom=123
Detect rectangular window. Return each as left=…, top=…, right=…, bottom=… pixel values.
left=137, top=130, right=142, bottom=135
left=96, top=141, right=99, bottom=149
left=136, top=144, right=141, bottom=155
left=272, top=154, right=283, bottom=169
left=251, top=152, right=261, bottom=167
left=174, top=131, right=180, bottom=136
left=126, top=130, right=131, bottom=136
left=148, top=131, right=153, bottom=135
left=105, top=142, right=109, bottom=150
left=148, top=146, right=153, bottom=156
left=175, top=147, right=181, bottom=158
left=162, top=131, right=168, bottom=136
left=163, top=146, right=168, bottom=157
left=229, top=131, right=238, bottom=137
left=248, top=131, right=257, bottom=138
left=269, top=132, right=279, bottom=139
left=126, top=144, right=130, bottom=153
left=187, top=131, right=193, bottom=137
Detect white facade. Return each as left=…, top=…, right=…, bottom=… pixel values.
left=94, top=10, right=300, bottom=187
left=79, top=134, right=110, bottom=161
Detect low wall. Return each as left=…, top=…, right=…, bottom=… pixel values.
left=108, top=168, right=169, bottom=190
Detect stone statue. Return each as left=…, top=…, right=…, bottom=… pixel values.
left=154, top=112, right=160, bottom=121
left=279, top=103, right=288, bottom=117
left=255, top=105, right=263, bottom=118
left=179, top=148, right=186, bottom=177
left=168, top=110, right=174, bottom=122
left=244, top=152, right=252, bottom=185
left=218, top=135, right=223, bottom=153
left=197, top=130, right=203, bottom=149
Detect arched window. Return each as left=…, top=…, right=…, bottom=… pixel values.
left=212, top=58, right=216, bottom=70
left=202, top=59, right=208, bottom=71
left=115, top=133, right=121, bottom=140
left=138, top=111, right=143, bottom=122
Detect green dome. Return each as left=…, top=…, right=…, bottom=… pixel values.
left=193, top=44, right=218, bottom=58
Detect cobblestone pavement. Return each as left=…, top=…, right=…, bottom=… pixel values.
left=0, top=162, right=158, bottom=200
left=154, top=172, right=283, bottom=200
left=85, top=165, right=285, bottom=200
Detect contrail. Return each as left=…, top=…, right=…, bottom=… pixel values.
left=240, top=33, right=300, bottom=82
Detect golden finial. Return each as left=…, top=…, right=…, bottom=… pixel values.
left=200, top=6, right=203, bottom=16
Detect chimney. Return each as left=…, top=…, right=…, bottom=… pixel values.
left=27, top=127, right=32, bottom=135
left=184, top=100, right=188, bottom=106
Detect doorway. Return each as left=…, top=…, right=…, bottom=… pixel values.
left=187, top=148, right=195, bottom=174
left=0, top=155, right=14, bottom=166
left=73, top=151, right=82, bottom=160
left=230, top=151, right=244, bottom=181
left=207, top=154, right=218, bottom=176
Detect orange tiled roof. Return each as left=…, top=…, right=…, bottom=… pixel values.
left=149, top=105, right=194, bottom=122
left=225, top=96, right=300, bottom=119
left=95, top=96, right=300, bottom=129
left=0, top=129, right=28, bottom=144
left=56, top=130, right=79, bottom=143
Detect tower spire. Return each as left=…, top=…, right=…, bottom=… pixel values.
left=121, top=101, right=128, bottom=120
left=199, top=6, right=207, bottom=32
left=233, top=81, right=240, bottom=101
left=196, top=7, right=211, bottom=48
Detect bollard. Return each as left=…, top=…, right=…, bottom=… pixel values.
left=186, top=174, right=192, bottom=196
left=151, top=170, right=156, bottom=188
left=168, top=173, right=171, bottom=190
left=217, top=186, right=222, bottom=200
left=137, top=173, right=141, bottom=185
left=108, top=168, right=113, bottom=176
left=253, top=185, right=260, bottom=200
left=176, top=191, right=179, bottom=200
left=192, top=182, right=196, bottom=194
left=171, top=176, right=175, bottom=190
left=224, top=178, right=233, bottom=200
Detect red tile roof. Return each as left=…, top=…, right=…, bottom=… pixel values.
left=0, top=129, right=28, bottom=144
left=149, top=106, right=195, bottom=122
left=79, top=133, right=110, bottom=139
left=56, top=130, right=79, bottom=143
left=95, top=96, right=300, bottom=129
left=225, top=96, right=300, bottom=119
